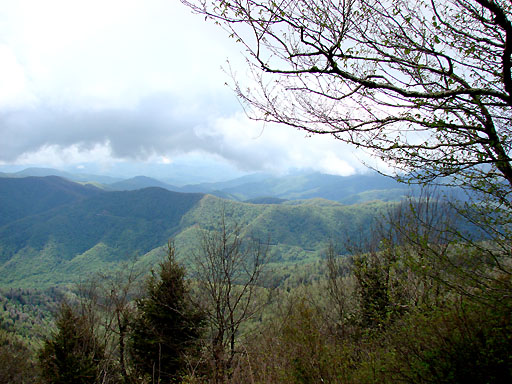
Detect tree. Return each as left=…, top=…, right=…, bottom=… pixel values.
left=77, top=261, right=142, bottom=384
left=0, top=329, right=37, bottom=384
left=99, top=266, right=140, bottom=384
left=182, top=0, right=512, bottom=206
left=381, top=188, right=512, bottom=308
left=129, top=242, right=204, bottom=383
left=191, top=214, right=269, bottom=383
left=38, top=302, right=104, bottom=384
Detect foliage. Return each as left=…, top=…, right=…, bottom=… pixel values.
left=0, top=328, right=38, bottom=384
left=0, top=175, right=101, bottom=227
left=75, top=262, right=144, bottom=384
left=4, top=183, right=512, bottom=383
left=191, top=213, right=270, bottom=383
left=383, top=300, right=512, bottom=384
left=130, top=243, right=205, bottom=383
left=183, top=0, right=512, bottom=207
left=216, top=250, right=511, bottom=384
left=182, top=0, right=512, bottom=302
left=0, top=188, right=396, bottom=288
left=38, top=302, right=105, bottom=384
left=0, top=186, right=203, bottom=264
left=178, top=195, right=510, bottom=383
left=0, top=287, right=63, bottom=342
left=269, top=298, right=348, bottom=384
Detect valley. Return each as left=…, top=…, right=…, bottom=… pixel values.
left=0, top=169, right=509, bottom=384
left=0, top=171, right=396, bottom=288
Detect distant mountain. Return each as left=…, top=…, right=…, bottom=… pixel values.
left=0, top=175, right=479, bottom=288
left=180, top=173, right=272, bottom=193
left=108, top=176, right=179, bottom=191
left=0, top=184, right=206, bottom=286
left=11, top=167, right=73, bottom=178
left=183, top=172, right=410, bottom=203
left=0, top=176, right=103, bottom=227
left=0, top=186, right=204, bottom=262
left=1, top=168, right=414, bottom=203
left=244, top=197, right=288, bottom=204
left=4, top=167, right=123, bottom=184
left=0, top=176, right=390, bottom=287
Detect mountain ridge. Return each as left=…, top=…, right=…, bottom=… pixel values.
left=0, top=167, right=411, bottom=203
left=0, top=176, right=391, bottom=287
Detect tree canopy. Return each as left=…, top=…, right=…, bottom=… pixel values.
left=183, top=0, right=512, bottom=205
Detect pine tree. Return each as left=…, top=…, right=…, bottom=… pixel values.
left=130, top=242, right=204, bottom=383
left=38, top=302, right=104, bottom=384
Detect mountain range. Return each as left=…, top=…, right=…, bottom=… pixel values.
left=0, top=172, right=401, bottom=288
left=0, top=167, right=411, bottom=203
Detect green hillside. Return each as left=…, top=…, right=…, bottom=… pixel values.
left=0, top=176, right=102, bottom=227
left=183, top=172, right=411, bottom=202
left=0, top=184, right=205, bottom=287
left=0, top=177, right=393, bottom=288
left=177, top=196, right=387, bottom=268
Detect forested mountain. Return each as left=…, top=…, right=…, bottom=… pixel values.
left=0, top=176, right=505, bottom=384
left=0, top=176, right=103, bottom=227
left=107, top=176, right=178, bottom=191
left=1, top=167, right=412, bottom=203
left=0, top=176, right=391, bottom=288
left=179, top=171, right=410, bottom=203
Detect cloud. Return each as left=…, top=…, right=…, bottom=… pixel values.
left=0, top=0, right=370, bottom=177
left=201, top=113, right=363, bottom=175
left=0, top=94, right=209, bottom=159
left=0, top=0, right=241, bottom=106
left=0, top=91, right=367, bottom=176
left=0, top=45, right=34, bottom=108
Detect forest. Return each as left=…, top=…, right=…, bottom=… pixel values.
left=3, top=0, right=512, bottom=382
left=1, top=190, right=511, bottom=383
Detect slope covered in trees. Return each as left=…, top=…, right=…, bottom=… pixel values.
left=3, top=0, right=512, bottom=380
left=179, top=172, right=411, bottom=203
left=3, top=196, right=505, bottom=384
left=0, top=176, right=103, bottom=227
left=0, top=176, right=401, bottom=287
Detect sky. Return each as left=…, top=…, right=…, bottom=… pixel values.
left=0, top=0, right=369, bottom=181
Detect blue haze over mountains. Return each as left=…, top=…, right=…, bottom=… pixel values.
left=0, top=167, right=425, bottom=288
left=0, top=167, right=410, bottom=204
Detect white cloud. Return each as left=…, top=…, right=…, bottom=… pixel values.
left=0, top=0, right=371, bottom=177
left=0, top=45, right=34, bottom=107
left=194, top=112, right=364, bottom=175
left=1, top=0, right=240, bottom=105
left=0, top=100, right=367, bottom=176
left=12, top=143, right=113, bottom=168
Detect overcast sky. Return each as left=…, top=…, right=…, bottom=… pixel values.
left=0, top=0, right=368, bottom=179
